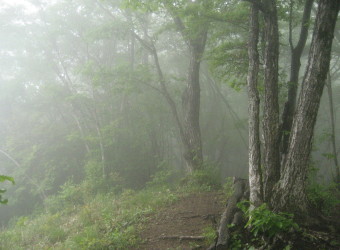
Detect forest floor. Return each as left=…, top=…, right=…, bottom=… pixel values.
left=133, top=190, right=340, bottom=250
left=135, top=191, right=225, bottom=250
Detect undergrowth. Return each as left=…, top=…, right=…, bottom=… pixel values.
left=0, top=166, right=221, bottom=249
left=307, top=182, right=340, bottom=215
left=227, top=201, right=299, bottom=249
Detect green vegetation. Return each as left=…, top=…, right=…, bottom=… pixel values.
left=0, top=175, right=14, bottom=205
left=238, top=201, right=299, bottom=239
left=226, top=201, right=299, bottom=249
left=0, top=0, right=339, bottom=249
left=202, top=226, right=217, bottom=246
left=0, top=168, right=220, bottom=249
left=307, top=182, right=340, bottom=215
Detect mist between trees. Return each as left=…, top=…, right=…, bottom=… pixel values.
left=0, top=0, right=339, bottom=226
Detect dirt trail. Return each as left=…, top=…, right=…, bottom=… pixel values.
left=136, top=191, right=226, bottom=250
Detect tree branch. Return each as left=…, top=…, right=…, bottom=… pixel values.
left=294, top=0, right=314, bottom=53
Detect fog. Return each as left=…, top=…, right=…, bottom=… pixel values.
left=0, top=0, right=339, bottom=228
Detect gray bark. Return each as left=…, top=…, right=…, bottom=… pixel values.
left=182, top=40, right=206, bottom=171
left=215, top=178, right=249, bottom=250
left=247, top=4, right=263, bottom=207
left=272, top=0, right=340, bottom=214
left=165, top=4, right=208, bottom=171
left=262, top=0, right=280, bottom=202
left=280, top=0, right=314, bottom=158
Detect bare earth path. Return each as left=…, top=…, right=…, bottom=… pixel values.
left=135, top=191, right=225, bottom=250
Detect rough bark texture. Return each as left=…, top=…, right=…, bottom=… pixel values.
left=247, top=4, right=263, bottom=207
left=182, top=39, right=206, bottom=171
left=262, top=0, right=280, bottom=202
left=272, top=0, right=340, bottom=214
left=280, top=0, right=314, bottom=158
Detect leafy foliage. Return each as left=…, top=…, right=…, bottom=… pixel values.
left=0, top=0, right=339, bottom=248
left=181, top=163, right=221, bottom=191
left=0, top=175, right=14, bottom=204
left=202, top=226, right=217, bottom=246
left=307, top=182, right=340, bottom=215
left=238, top=201, right=299, bottom=239
left=0, top=172, right=183, bottom=249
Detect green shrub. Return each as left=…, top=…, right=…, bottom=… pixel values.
left=202, top=226, right=216, bottom=245
left=0, top=175, right=15, bottom=204
left=146, top=167, right=180, bottom=189
left=0, top=174, right=202, bottom=249
left=108, top=225, right=140, bottom=249
left=182, top=163, right=221, bottom=191
left=238, top=201, right=299, bottom=239
left=44, top=180, right=84, bottom=213
left=307, top=182, right=340, bottom=215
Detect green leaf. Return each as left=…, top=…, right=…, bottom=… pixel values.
left=0, top=175, right=15, bottom=184
left=0, top=175, right=14, bottom=205
left=0, top=199, right=8, bottom=204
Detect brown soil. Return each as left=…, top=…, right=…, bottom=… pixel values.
left=135, top=191, right=225, bottom=250
left=133, top=191, right=340, bottom=250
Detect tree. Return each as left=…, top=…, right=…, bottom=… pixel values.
left=246, top=0, right=340, bottom=215
left=161, top=1, right=211, bottom=171
left=123, top=0, right=214, bottom=171
left=247, top=3, right=263, bottom=207
left=280, top=0, right=314, bottom=156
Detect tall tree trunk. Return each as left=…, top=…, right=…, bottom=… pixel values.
left=247, top=4, right=263, bottom=207
left=182, top=40, right=206, bottom=171
left=280, top=0, right=314, bottom=158
left=262, top=0, right=280, bottom=202
left=272, top=0, right=340, bottom=214
left=133, top=2, right=208, bottom=172
left=326, top=73, right=340, bottom=184
left=92, top=100, right=107, bottom=180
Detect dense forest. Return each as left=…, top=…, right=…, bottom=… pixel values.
left=0, top=0, right=339, bottom=249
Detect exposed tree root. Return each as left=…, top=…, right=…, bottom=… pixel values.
left=159, top=235, right=205, bottom=241
left=208, top=177, right=340, bottom=250
left=208, top=177, right=249, bottom=250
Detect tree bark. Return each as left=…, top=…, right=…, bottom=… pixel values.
left=215, top=178, right=249, bottom=249
left=326, top=73, right=340, bottom=184
left=280, top=0, right=314, bottom=158
left=272, top=0, right=340, bottom=214
left=262, top=0, right=280, bottom=202
left=133, top=4, right=208, bottom=172
left=247, top=4, right=263, bottom=207
left=166, top=5, right=208, bottom=171
left=182, top=40, right=206, bottom=171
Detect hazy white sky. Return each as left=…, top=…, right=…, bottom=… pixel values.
left=1, top=0, right=38, bottom=13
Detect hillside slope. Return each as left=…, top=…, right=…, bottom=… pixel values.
left=137, top=191, right=225, bottom=249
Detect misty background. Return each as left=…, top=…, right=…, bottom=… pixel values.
left=0, top=0, right=339, bottom=227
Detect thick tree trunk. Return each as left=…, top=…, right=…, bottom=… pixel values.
left=247, top=4, right=263, bottom=207
left=280, top=0, right=314, bottom=158
left=272, top=0, right=340, bottom=214
left=134, top=30, right=206, bottom=172
left=162, top=3, right=208, bottom=172
left=182, top=43, right=206, bottom=171
left=262, top=0, right=280, bottom=202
